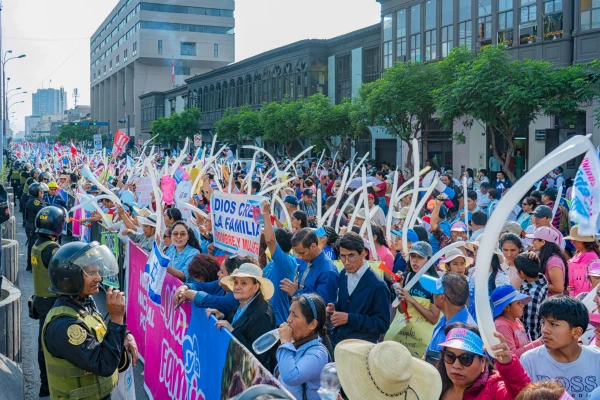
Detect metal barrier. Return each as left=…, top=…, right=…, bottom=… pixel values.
left=2, top=217, right=15, bottom=241
left=0, top=278, right=22, bottom=363
left=1, top=240, right=18, bottom=286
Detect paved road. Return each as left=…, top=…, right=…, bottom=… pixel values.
left=15, top=211, right=148, bottom=400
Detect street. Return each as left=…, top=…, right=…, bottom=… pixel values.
left=14, top=212, right=147, bottom=400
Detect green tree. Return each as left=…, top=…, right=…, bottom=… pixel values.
left=435, top=45, right=596, bottom=182
left=259, top=96, right=304, bottom=156
left=358, top=61, right=439, bottom=169
left=298, top=94, right=365, bottom=154
left=55, top=124, right=98, bottom=143
left=152, top=107, right=201, bottom=147
left=214, top=105, right=263, bottom=146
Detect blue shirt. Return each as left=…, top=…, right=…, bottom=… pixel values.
left=393, top=253, right=407, bottom=274
left=165, top=244, right=200, bottom=281
left=322, top=246, right=336, bottom=261
left=265, top=244, right=298, bottom=326
left=426, top=307, right=475, bottom=353
left=188, top=280, right=238, bottom=317
left=295, top=251, right=339, bottom=305
left=232, top=292, right=259, bottom=324
left=275, top=338, right=329, bottom=400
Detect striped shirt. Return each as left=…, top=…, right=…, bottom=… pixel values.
left=520, top=274, right=548, bottom=340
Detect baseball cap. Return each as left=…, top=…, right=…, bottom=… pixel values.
left=87, top=185, right=99, bottom=194
left=532, top=205, right=553, bottom=219
left=491, top=284, right=532, bottom=318
left=450, top=221, right=468, bottom=232
left=284, top=195, right=299, bottom=206
left=419, top=274, right=445, bottom=295
left=525, top=226, right=560, bottom=244
left=543, top=188, right=558, bottom=199
left=391, top=228, right=418, bottom=243
left=303, top=189, right=314, bottom=197
left=408, top=241, right=433, bottom=258
left=439, top=328, right=485, bottom=356
left=48, top=182, right=59, bottom=189
left=367, top=193, right=375, bottom=199
left=427, top=199, right=437, bottom=211
left=502, top=221, right=523, bottom=236
left=588, top=260, right=600, bottom=277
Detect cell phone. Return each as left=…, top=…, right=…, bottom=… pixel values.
left=425, top=350, right=440, bottom=366
left=194, top=194, right=201, bottom=201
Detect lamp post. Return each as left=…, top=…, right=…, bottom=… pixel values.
left=0, top=50, right=25, bottom=167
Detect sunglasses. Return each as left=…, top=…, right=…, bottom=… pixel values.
left=171, top=232, right=188, bottom=238
left=442, top=350, right=479, bottom=367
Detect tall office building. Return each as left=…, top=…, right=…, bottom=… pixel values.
left=90, top=0, right=235, bottom=143
left=31, top=88, right=67, bottom=116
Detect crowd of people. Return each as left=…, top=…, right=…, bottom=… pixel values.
left=6, top=142, right=600, bottom=400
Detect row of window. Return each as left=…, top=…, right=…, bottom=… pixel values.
left=382, top=0, right=566, bottom=65
left=92, top=43, right=136, bottom=81
left=91, top=22, right=140, bottom=68
left=139, top=21, right=234, bottom=34
left=92, top=0, right=134, bottom=48
left=92, top=3, right=140, bottom=57
left=156, top=41, right=219, bottom=57
left=138, top=2, right=233, bottom=17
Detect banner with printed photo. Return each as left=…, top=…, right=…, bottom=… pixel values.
left=210, top=191, right=267, bottom=257
left=135, top=176, right=154, bottom=207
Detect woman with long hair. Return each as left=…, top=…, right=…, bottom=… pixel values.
left=565, top=226, right=600, bottom=297
left=165, top=220, right=202, bottom=282
left=517, top=197, right=537, bottom=230
left=291, top=210, right=308, bottom=233
left=500, top=233, right=525, bottom=289
left=437, top=323, right=531, bottom=399
left=275, top=293, right=331, bottom=400
left=528, top=226, right=568, bottom=296
left=371, top=225, right=394, bottom=278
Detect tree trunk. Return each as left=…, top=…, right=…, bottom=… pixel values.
left=404, top=139, right=413, bottom=171
left=488, top=125, right=517, bottom=183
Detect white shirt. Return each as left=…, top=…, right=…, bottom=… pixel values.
left=555, top=174, right=564, bottom=190
left=368, top=206, right=386, bottom=227
left=347, top=262, right=369, bottom=296
left=476, top=189, right=491, bottom=210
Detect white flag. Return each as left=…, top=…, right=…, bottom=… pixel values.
left=145, top=242, right=170, bottom=305
left=569, top=149, right=600, bottom=236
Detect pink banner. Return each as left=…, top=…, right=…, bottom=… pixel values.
left=126, top=244, right=151, bottom=360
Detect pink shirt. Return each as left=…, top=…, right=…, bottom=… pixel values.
left=568, top=251, right=595, bottom=297
left=494, top=316, right=542, bottom=358
left=545, top=255, right=566, bottom=297
left=376, top=246, right=395, bottom=273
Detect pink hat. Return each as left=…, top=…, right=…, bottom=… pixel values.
left=525, top=226, right=560, bottom=244
left=450, top=221, right=468, bottom=232
left=588, top=260, right=600, bottom=277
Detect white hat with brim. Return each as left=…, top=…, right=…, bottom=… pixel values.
left=220, top=263, right=275, bottom=300
left=138, top=213, right=157, bottom=228
left=465, top=239, right=505, bottom=264
left=392, top=206, right=410, bottom=220
left=335, top=339, right=442, bottom=400
left=439, top=248, right=473, bottom=270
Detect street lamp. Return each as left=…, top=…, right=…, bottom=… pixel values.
left=0, top=51, right=26, bottom=167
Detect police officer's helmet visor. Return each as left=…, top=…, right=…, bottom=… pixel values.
left=71, top=245, right=119, bottom=286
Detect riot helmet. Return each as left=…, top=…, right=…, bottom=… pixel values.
left=48, top=241, right=119, bottom=296
left=31, top=168, right=41, bottom=178
left=29, top=182, right=42, bottom=197
left=35, top=206, right=67, bottom=236
left=39, top=182, right=49, bottom=193
left=39, top=171, right=52, bottom=182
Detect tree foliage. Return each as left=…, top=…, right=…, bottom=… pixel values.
left=435, top=45, right=596, bottom=182
left=152, top=107, right=201, bottom=146
left=298, top=94, right=366, bottom=154
left=214, top=104, right=262, bottom=145
left=259, top=96, right=305, bottom=156
left=358, top=61, right=440, bottom=169
left=55, top=124, right=103, bottom=144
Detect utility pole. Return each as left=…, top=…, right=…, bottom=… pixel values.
left=0, top=1, right=4, bottom=170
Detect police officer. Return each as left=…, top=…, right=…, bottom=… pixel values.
left=25, top=183, right=48, bottom=271
left=31, top=206, right=66, bottom=397
left=19, top=163, right=31, bottom=212
left=9, top=160, right=21, bottom=206
left=24, top=167, right=41, bottom=197
left=42, top=242, right=138, bottom=400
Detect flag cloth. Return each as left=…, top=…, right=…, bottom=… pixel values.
left=569, top=149, right=600, bottom=235
left=126, top=155, right=135, bottom=171
left=70, top=139, right=77, bottom=158
left=145, top=242, right=171, bottom=305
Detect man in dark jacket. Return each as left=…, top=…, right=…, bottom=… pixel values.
left=327, top=232, right=391, bottom=347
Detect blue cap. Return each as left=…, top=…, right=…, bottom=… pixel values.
left=491, top=285, right=532, bottom=318
left=314, top=226, right=326, bottom=238
left=284, top=195, right=299, bottom=206
left=86, top=185, right=99, bottom=194
left=439, top=327, right=485, bottom=356
left=390, top=228, right=418, bottom=243
left=419, top=274, right=445, bottom=295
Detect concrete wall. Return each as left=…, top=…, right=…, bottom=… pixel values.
left=327, top=55, right=335, bottom=104
left=528, top=115, right=552, bottom=169
left=351, top=48, right=362, bottom=100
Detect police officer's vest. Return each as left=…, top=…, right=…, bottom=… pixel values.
left=24, top=177, right=34, bottom=195
left=20, top=172, right=27, bottom=185
left=41, top=305, right=119, bottom=400
left=11, top=170, right=20, bottom=181
left=32, top=240, right=58, bottom=298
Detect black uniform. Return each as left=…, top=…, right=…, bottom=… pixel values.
left=43, top=297, right=128, bottom=400
left=25, top=197, right=46, bottom=270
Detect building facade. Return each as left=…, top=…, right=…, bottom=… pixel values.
left=90, top=0, right=235, bottom=145
left=31, top=88, right=67, bottom=116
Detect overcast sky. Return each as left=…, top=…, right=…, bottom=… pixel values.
left=3, top=0, right=381, bottom=133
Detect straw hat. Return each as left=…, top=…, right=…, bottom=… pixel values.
left=465, top=239, right=505, bottom=264
left=220, top=263, right=274, bottom=300
left=392, top=206, right=410, bottom=220
left=335, top=339, right=442, bottom=400
left=564, top=225, right=597, bottom=242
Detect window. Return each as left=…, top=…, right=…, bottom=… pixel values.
left=336, top=54, right=351, bottom=104
left=441, top=0, right=454, bottom=58
left=397, top=9, right=407, bottom=61
left=383, top=14, right=393, bottom=69
left=425, top=0, right=436, bottom=60
left=519, top=5, right=537, bottom=44
left=425, top=30, right=437, bottom=60
left=460, top=0, right=472, bottom=21
left=410, top=34, right=421, bottom=62
left=175, top=67, right=190, bottom=75
left=116, top=55, right=119, bottom=67
left=479, top=0, right=492, bottom=16
left=581, top=0, right=600, bottom=30
left=139, top=21, right=234, bottom=34
left=442, top=26, right=454, bottom=57
left=498, top=9, right=514, bottom=46
left=543, top=0, right=563, bottom=39
left=499, top=0, right=513, bottom=11
left=478, top=16, right=492, bottom=48
left=133, top=41, right=137, bottom=55
left=158, top=40, right=163, bottom=54
left=459, top=21, right=472, bottom=49
left=411, top=4, right=421, bottom=34
left=363, top=47, right=381, bottom=83
left=109, top=60, right=112, bottom=71
left=214, top=43, right=219, bottom=57
left=425, top=0, right=436, bottom=30
left=138, top=2, right=234, bottom=17
left=103, top=65, right=106, bottom=75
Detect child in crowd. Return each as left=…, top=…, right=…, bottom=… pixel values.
left=515, top=254, right=548, bottom=340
